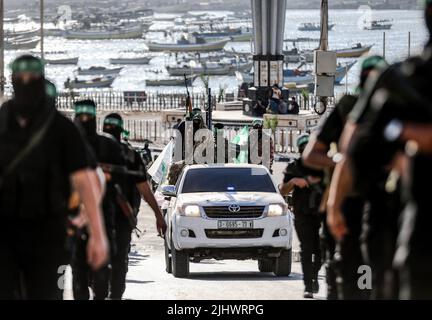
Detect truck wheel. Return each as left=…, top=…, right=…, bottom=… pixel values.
left=258, top=259, right=274, bottom=272
left=274, top=249, right=292, bottom=277
left=164, top=236, right=172, bottom=274
left=171, top=237, right=189, bottom=278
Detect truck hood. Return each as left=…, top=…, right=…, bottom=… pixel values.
left=177, top=192, right=285, bottom=207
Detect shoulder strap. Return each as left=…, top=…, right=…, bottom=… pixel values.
left=0, top=111, right=56, bottom=186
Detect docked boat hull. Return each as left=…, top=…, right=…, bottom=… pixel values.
left=78, top=67, right=123, bottom=76
left=65, top=26, right=143, bottom=40
left=109, top=57, right=151, bottom=65
left=146, top=39, right=229, bottom=52
left=146, top=76, right=196, bottom=86
left=336, top=45, right=373, bottom=58
left=5, top=38, right=39, bottom=50
left=45, top=57, right=79, bottom=65
left=167, top=62, right=252, bottom=76
left=64, top=77, right=115, bottom=89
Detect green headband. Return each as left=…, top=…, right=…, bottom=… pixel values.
left=104, top=117, right=123, bottom=129
left=297, top=135, right=309, bottom=147
left=10, top=59, right=45, bottom=75
left=361, top=56, right=387, bottom=71
left=75, top=104, right=96, bottom=116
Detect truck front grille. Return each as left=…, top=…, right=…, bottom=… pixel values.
left=203, top=206, right=265, bottom=219
left=205, top=229, right=264, bottom=239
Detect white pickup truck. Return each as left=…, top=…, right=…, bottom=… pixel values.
left=162, top=164, right=293, bottom=278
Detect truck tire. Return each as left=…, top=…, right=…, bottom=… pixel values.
left=164, top=236, right=172, bottom=274
left=258, top=259, right=274, bottom=272
left=274, top=249, right=292, bottom=277
left=171, top=237, right=189, bottom=278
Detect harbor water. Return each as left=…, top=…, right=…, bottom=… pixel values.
left=2, top=9, right=427, bottom=95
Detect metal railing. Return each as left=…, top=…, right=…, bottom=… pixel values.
left=56, top=91, right=222, bottom=112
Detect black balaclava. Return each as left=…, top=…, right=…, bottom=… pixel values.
left=74, top=100, right=97, bottom=137
left=103, top=113, right=123, bottom=141
left=11, top=55, right=46, bottom=118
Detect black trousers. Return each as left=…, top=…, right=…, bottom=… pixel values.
left=0, top=219, right=68, bottom=300
left=110, top=217, right=132, bottom=300
left=336, top=197, right=369, bottom=300
left=71, top=232, right=111, bottom=300
left=362, top=192, right=400, bottom=300
left=294, top=214, right=322, bottom=292
left=321, top=213, right=338, bottom=300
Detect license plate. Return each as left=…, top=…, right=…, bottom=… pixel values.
left=218, top=220, right=254, bottom=229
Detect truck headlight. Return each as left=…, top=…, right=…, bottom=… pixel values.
left=178, top=205, right=201, bottom=217
left=268, top=204, right=286, bottom=217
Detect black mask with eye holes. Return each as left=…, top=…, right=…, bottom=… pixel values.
left=75, top=116, right=97, bottom=137
left=12, top=75, right=46, bottom=119
left=103, top=125, right=122, bottom=141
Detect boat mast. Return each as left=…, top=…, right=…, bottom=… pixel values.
left=0, top=0, right=4, bottom=98
left=40, top=0, right=44, bottom=60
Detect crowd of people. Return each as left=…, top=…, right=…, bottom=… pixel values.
left=278, top=2, right=432, bottom=299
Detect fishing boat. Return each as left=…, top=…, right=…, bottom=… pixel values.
left=44, top=57, right=79, bottom=65
left=77, top=66, right=123, bottom=76
left=6, top=27, right=40, bottom=39
left=109, top=56, right=152, bottom=65
left=64, top=76, right=116, bottom=89
left=364, top=20, right=392, bottom=30
left=335, top=43, right=373, bottom=58
left=298, top=23, right=335, bottom=31
left=5, top=37, right=39, bottom=50
left=283, top=48, right=314, bottom=63
left=146, top=75, right=197, bottom=86
left=166, top=61, right=252, bottom=76
left=282, top=61, right=356, bottom=85
left=193, top=28, right=253, bottom=42
left=146, top=37, right=229, bottom=52
left=65, top=25, right=143, bottom=40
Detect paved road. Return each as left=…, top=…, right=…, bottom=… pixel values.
left=65, top=161, right=327, bottom=300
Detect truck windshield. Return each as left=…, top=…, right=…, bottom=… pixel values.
left=181, top=168, right=276, bottom=193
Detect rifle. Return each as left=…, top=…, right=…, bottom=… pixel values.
left=98, top=163, right=147, bottom=179
left=114, top=184, right=141, bottom=232
left=184, top=73, right=193, bottom=115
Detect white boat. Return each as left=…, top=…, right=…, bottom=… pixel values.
left=77, top=66, right=123, bottom=76
left=64, top=76, right=116, bottom=89
left=109, top=57, right=152, bottom=65
left=364, top=20, right=392, bottom=30
left=5, top=38, right=39, bottom=50
left=44, top=57, right=79, bottom=65
left=65, top=25, right=143, bottom=40
left=167, top=61, right=252, bottom=76
left=146, top=75, right=197, bottom=86
left=146, top=38, right=229, bottom=52
left=335, top=43, right=373, bottom=58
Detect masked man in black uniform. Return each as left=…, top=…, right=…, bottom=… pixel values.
left=0, top=56, right=108, bottom=299
left=328, top=2, right=432, bottom=299
left=72, top=100, right=126, bottom=300
left=280, top=134, right=323, bottom=299
left=302, top=56, right=387, bottom=300
left=103, top=113, right=167, bottom=299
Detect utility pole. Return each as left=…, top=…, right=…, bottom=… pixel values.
left=0, top=0, right=4, bottom=98
left=40, top=0, right=44, bottom=60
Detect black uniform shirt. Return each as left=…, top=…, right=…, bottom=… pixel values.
left=316, top=95, right=358, bottom=146
left=0, top=101, right=95, bottom=220
left=283, top=158, right=323, bottom=216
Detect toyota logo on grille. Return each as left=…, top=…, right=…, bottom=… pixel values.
left=228, top=204, right=241, bottom=213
